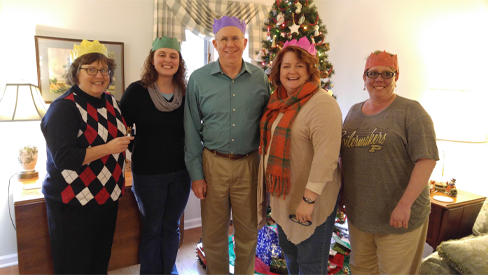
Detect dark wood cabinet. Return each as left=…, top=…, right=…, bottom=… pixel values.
left=426, top=189, right=486, bottom=250
left=13, top=172, right=184, bottom=274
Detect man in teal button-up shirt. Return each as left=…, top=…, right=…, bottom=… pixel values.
left=184, top=16, right=270, bottom=274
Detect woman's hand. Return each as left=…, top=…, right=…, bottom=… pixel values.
left=389, top=201, right=411, bottom=229
left=106, top=136, right=134, bottom=154
left=295, top=201, right=314, bottom=223
left=83, top=136, right=134, bottom=165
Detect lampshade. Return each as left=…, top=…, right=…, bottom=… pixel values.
left=421, top=89, right=487, bottom=143
left=0, top=83, right=47, bottom=121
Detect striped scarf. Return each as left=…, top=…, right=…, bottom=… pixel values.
left=259, top=81, right=320, bottom=198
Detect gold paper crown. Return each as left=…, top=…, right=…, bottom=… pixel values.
left=70, top=40, right=108, bottom=61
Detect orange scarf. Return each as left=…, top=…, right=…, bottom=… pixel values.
left=259, top=81, right=320, bottom=198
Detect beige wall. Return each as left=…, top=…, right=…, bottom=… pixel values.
left=314, top=0, right=488, bottom=198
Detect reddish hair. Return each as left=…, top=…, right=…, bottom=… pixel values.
left=269, top=46, right=320, bottom=89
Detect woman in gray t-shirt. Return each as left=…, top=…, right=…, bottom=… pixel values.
left=341, top=50, right=439, bottom=275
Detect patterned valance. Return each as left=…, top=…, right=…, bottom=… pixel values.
left=153, top=0, right=269, bottom=58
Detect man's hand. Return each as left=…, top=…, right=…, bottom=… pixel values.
left=191, top=179, right=207, bottom=199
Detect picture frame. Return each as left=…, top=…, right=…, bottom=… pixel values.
left=34, top=35, right=125, bottom=103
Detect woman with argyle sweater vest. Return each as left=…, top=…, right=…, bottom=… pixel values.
left=40, top=40, right=133, bottom=274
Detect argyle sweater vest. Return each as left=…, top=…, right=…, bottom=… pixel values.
left=42, top=87, right=127, bottom=206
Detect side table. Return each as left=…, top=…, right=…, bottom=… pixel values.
left=426, top=189, right=486, bottom=250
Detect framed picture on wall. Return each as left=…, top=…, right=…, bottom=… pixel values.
left=34, top=35, right=125, bottom=103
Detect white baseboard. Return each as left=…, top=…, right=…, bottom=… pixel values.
left=184, top=217, right=202, bottom=230
left=0, top=253, right=18, bottom=269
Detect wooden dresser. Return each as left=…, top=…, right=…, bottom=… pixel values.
left=426, top=189, right=486, bottom=250
left=13, top=171, right=184, bottom=274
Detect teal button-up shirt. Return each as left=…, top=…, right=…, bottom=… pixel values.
left=184, top=59, right=270, bottom=181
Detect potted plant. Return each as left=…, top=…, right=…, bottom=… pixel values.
left=18, top=145, right=38, bottom=171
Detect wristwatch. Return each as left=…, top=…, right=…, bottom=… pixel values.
left=303, top=196, right=315, bottom=204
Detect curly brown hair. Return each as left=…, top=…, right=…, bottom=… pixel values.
left=140, top=49, right=187, bottom=95
left=66, top=53, right=116, bottom=86
left=269, top=46, right=320, bottom=89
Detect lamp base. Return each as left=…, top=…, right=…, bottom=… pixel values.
left=18, top=170, right=39, bottom=180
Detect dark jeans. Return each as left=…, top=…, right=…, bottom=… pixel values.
left=45, top=198, right=119, bottom=274
left=277, top=202, right=338, bottom=275
left=132, top=169, right=191, bottom=275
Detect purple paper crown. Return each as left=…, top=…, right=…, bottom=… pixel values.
left=212, top=16, right=246, bottom=35
left=283, top=37, right=317, bottom=56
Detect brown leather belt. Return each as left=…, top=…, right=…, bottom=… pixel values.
left=205, top=148, right=254, bottom=160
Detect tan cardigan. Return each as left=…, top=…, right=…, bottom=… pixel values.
left=257, top=88, right=342, bottom=244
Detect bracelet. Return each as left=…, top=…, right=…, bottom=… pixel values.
left=303, top=196, right=315, bottom=204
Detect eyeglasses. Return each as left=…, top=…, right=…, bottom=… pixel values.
left=80, top=67, right=111, bottom=76
left=217, top=37, right=243, bottom=44
left=289, top=214, right=312, bottom=226
left=364, top=71, right=396, bottom=79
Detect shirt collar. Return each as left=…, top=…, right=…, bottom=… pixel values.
left=210, top=58, right=252, bottom=77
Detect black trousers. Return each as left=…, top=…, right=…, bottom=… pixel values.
left=45, top=198, right=119, bottom=274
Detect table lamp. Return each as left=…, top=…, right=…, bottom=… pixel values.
left=421, top=89, right=487, bottom=193
left=0, top=83, right=47, bottom=179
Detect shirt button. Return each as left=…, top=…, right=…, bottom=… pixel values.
left=232, top=80, right=234, bottom=83
left=232, top=139, right=234, bottom=141
left=233, top=109, right=235, bottom=111
left=232, top=124, right=235, bottom=126
left=233, top=94, right=235, bottom=96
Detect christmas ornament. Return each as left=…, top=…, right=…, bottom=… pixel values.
left=277, top=13, right=285, bottom=25
left=288, top=14, right=300, bottom=34
left=314, top=25, right=320, bottom=36
left=287, top=33, right=293, bottom=40
left=311, top=37, right=315, bottom=44
left=298, top=15, right=305, bottom=25
left=281, top=32, right=286, bottom=38
left=272, top=36, right=276, bottom=47
left=256, top=48, right=268, bottom=60
left=295, top=2, right=302, bottom=13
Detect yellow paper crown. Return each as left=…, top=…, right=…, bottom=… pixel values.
left=70, top=39, right=108, bottom=61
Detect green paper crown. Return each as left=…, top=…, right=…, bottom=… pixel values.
left=152, top=36, right=181, bottom=52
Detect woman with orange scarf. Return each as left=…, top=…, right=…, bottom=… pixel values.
left=258, top=37, right=342, bottom=274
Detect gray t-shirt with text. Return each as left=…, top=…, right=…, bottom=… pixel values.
left=341, top=95, right=439, bottom=234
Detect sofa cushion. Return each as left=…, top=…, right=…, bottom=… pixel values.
left=473, top=199, right=488, bottom=236
left=420, top=252, right=458, bottom=274
left=437, top=233, right=488, bottom=275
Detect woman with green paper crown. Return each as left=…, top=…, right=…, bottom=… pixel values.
left=119, top=36, right=190, bottom=274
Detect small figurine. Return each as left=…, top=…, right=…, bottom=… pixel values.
left=126, top=126, right=133, bottom=137
left=446, top=178, right=457, bottom=197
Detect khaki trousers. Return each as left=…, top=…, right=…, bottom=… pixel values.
left=348, top=219, right=428, bottom=275
left=201, top=149, right=259, bottom=275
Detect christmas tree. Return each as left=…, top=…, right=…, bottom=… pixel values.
left=257, top=0, right=335, bottom=96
